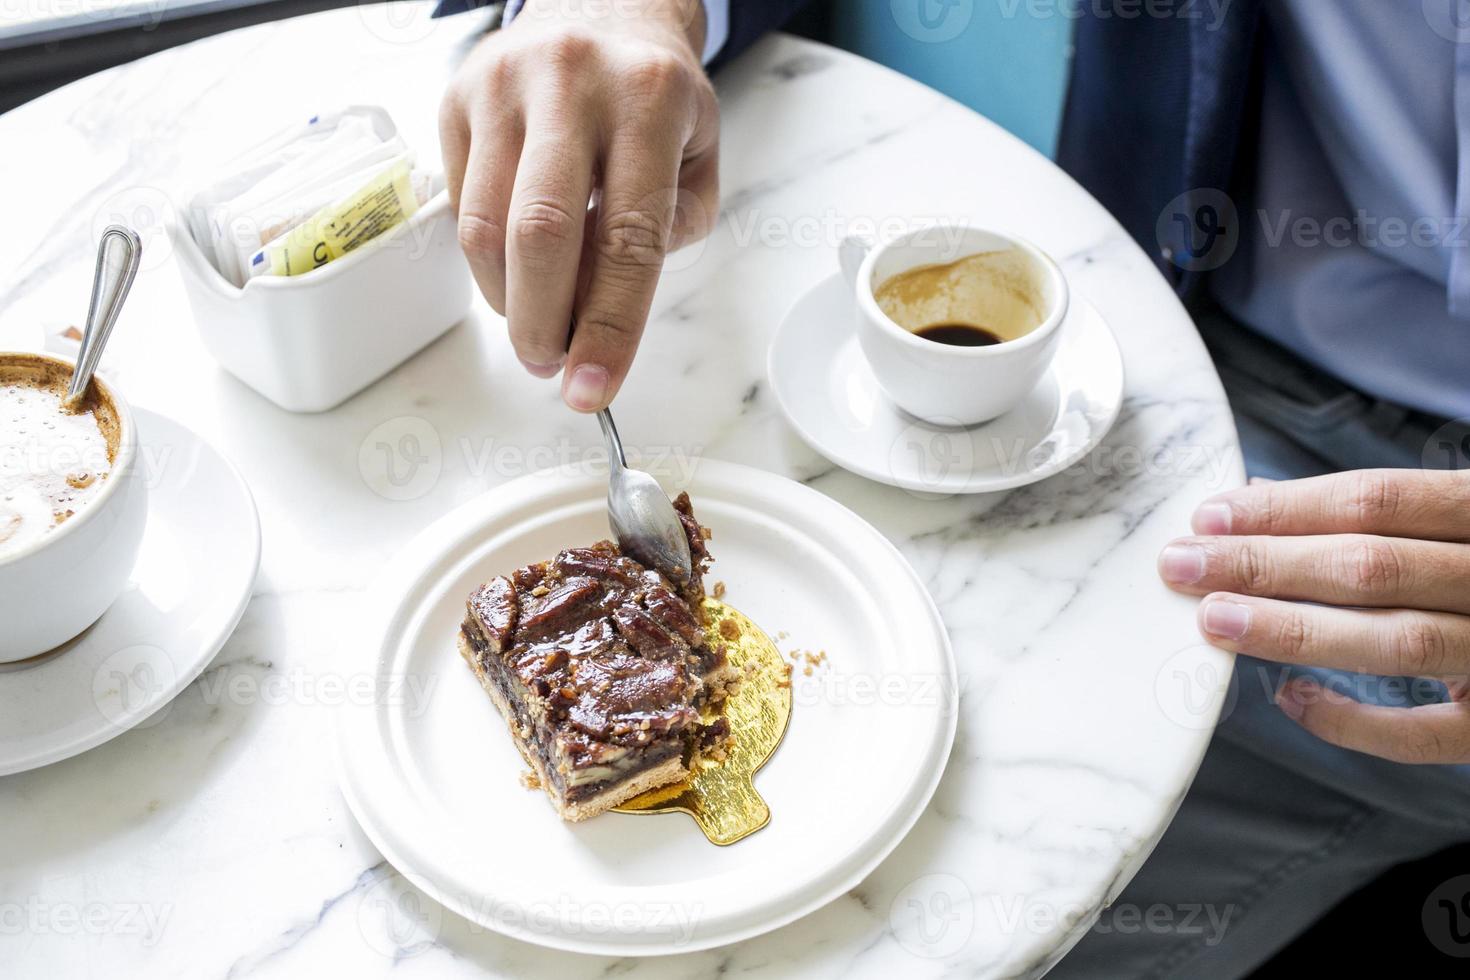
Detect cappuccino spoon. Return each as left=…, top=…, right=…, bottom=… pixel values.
left=64, top=225, right=141, bottom=411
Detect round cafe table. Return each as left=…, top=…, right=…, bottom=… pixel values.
left=0, top=5, right=1240, bottom=977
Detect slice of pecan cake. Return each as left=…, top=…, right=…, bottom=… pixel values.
left=457, top=493, right=737, bottom=821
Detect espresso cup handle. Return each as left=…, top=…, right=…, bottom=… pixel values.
left=838, top=232, right=875, bottom=288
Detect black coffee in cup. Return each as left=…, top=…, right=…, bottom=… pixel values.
left=873, top=251, right=1045, bottom=348
left=913, top=323, right=1005, bottom=347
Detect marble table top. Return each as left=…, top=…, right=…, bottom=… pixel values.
left=0, top=4, right=1241, bottom=976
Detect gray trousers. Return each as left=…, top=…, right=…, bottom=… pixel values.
left=1050, top=311, right=1470, bottom=978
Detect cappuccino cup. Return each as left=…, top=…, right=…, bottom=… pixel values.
left=840, top=224, right=1068, bottom=426
left=0, top=352, right=148, bottom=662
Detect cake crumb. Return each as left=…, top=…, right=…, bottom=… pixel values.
left=718, top=617, right=741, bottom=641
left=712, top=580, right=726, bottom=599
left=519, top=771, right=542, bottom=790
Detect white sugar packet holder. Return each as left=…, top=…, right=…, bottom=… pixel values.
left=170, top=106, right=473, bottom=413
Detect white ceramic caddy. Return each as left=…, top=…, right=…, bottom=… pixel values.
left=337, top=461, right=958, bottom=955
left=170, top=181, right=473, bottom=413
left=0, top=357, right=148, bottom=662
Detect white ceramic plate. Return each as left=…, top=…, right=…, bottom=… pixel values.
left=0, top=409, right=260, bottom=775
left=336, top=460, right=957, bottom=955
left=769, top=273, right=1125, bottom=494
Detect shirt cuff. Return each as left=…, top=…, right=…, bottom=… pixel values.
left=701, top=0, right=729, bottom=65
left=503, top=0, right=727, bottom=66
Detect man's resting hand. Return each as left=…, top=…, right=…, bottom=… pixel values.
left=1162, top=469, right=1470, bottom=764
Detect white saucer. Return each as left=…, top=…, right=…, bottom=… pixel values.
left=768, top=274, right=1125, bottom=494
left=0, top=409, right=260, bottom=775
left=336, top=461, right=957, bottom=955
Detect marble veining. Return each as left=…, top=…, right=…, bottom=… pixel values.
left=0, top=4, right=1239, bottom=978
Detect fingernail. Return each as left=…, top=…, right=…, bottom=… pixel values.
left=1276, top=678, right=1315, bottom=721
left=563, top=364, right=609, bottom=412
left=1201, top=598, right=1251, bottom=640
left=1159, top=544, right=1207, bottom=585
left=1192, top=501, right=1233, bottom=535
left=519, top=354, right=565, bottom=379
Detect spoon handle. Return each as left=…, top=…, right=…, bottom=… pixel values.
left=67, top=225, right=142, bottom=404
left=596, top=408, right=627, bottom=469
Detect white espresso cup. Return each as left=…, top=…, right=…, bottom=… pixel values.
left=840, top=224, right=1069, bottom=426
left=0, top=352, right=149, bottom=662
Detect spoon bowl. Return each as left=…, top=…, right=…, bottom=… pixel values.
left=596, top=409, right=694, bottom=584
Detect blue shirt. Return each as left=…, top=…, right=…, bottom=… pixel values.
left=1212, top=0, right=1470, bottom=419
left=495, top=0, right=729, bottom=63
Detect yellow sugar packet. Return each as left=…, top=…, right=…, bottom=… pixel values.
left=250, top=159, right=418, bottom=278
